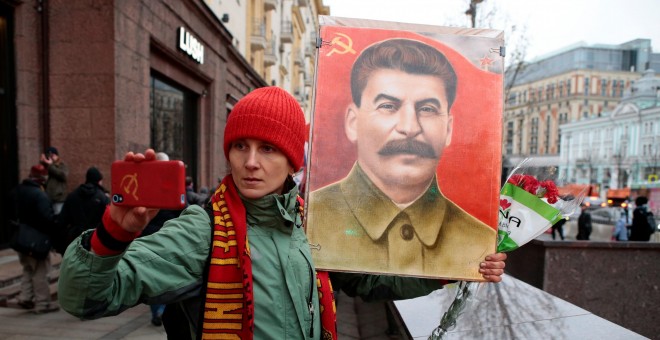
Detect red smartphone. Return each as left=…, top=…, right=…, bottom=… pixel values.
left=111, top=160, right=186, bottom=209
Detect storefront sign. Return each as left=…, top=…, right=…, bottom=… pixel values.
left=178, top=27, right=204, bottom=64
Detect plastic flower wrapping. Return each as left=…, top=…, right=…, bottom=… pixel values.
left=429, top=159, right=586, bottom=339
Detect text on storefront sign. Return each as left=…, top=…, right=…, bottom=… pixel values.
left=178, top=27, right=204, bottom=64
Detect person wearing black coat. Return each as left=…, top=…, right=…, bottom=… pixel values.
left=577, top=204, right=592, bottom=240
left=630, top=196, right=654, bottom=241
left=55, top=167, right=110, bottom=254
left=12, top=164, right=59, bottom=313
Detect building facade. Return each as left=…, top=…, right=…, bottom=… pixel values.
left=0, top=0, right=275, bottom=245
left=559, top=69, right=660, bottom=198
left=503, top=39, right=659, bottom=173
left=203, top=0, right=329, bottom=119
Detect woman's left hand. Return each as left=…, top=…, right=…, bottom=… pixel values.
left=479, top=252, right=507, bottom=283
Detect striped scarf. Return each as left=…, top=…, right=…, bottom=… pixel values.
left=201, top=175, right=337, bottom=339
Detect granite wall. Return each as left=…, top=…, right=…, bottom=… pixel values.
left=506, top=240, right=660, bottom=339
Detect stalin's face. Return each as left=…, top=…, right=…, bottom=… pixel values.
left=345, top=69, right=453, bottom=193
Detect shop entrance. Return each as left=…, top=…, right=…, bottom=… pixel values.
left=0, top=3, right=18, bottom=247
left=150, top=74, right=199, bottom=184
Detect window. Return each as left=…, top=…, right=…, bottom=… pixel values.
left=507, top=92, right=517, bottom=105
left=150, top=74, right=198, bottom=177
left=530, top=117, right=539, bottom=154
left=545, top=115, right=551, bottom=154
left=601, top=79, right=607, bottom=96
left=505, top=121, right=514, bottom=155
left=584, top=77, right=590, bottom=96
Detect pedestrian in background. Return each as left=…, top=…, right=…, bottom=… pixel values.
left=613, top=210, right=629, bottom=241
left=185, top=176, right=208, bottom=206
left=55, top=166, right=109, bottom=254
left=630, top=196, right=655, bottom=241
left=551, top=218, right=566, bottom=240
left=11, top=164, right=59, bottom=314
left=577, top=204, right=592, bottom=240
left=40, top=146, right=68, bottom=215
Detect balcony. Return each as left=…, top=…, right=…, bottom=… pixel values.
left=280, top=21, right=293, bottom=43
left=293, top=89, right=305, bottom=102
left=250, top=20, right=266, bottom=51
left=264, top=0, right=277, bottom=11
left=264, top=41, right=277, bottom=67
left=305, top=38, right=315, bottom=58
left=293, top=49, right=304, bottom=66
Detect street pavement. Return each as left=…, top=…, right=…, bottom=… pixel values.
left=0, top=245, right=398, bottom=339
left=0, top=303, right=166, bottom=339
left=0, top=276, right=395, bottom=339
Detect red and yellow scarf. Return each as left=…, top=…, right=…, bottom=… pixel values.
left=201, top=175, right=337, bottom=339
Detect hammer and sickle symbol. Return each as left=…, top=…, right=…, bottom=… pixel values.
left=120, top=173, right=139, bottom=200
left=326, top=33, right=356, bottom=57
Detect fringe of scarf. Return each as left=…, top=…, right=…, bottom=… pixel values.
left=201, top=175, right=336, bottom=339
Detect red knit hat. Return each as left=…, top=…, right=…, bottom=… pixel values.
left=29, top=164, right=48, bottom=185
left=223, top=87, right=306, bottom=170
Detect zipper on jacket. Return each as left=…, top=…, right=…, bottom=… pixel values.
left=308, top=300, right=314, bottom=337
left=303, top=249, right=315, bottom=338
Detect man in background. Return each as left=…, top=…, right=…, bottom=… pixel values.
left=40, top=146, right=68, bottom=214
left=185, top=176, right=208, bottom=206
left=577, top=204, right=592, bottom=240
left=12, top=164, right=59, bottom=313
left=55, top=167, right=109, bottom=254
left=630, top=196, right=655, bottom=241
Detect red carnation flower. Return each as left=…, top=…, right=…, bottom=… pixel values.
left=539, top=180, right=559, bottom=204
left=521, top=175, right=539, bottom=195
left=507, top=174, right=525, bottom=186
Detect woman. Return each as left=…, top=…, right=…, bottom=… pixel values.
left=58, top=87, right=506, bottom=339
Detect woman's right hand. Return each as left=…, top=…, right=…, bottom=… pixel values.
left=109, top=149, right=160, bottom=233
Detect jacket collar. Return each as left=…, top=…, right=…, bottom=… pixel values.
left=241, top=176, right=300, bottom=230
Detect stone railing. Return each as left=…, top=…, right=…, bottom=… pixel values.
left=504, top=239, right=659, bottom=338
left=391, top=272, right=646, bottom=339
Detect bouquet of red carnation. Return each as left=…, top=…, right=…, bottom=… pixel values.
left=497, top=159, right=582, bottom=252
left=430, top=159, right=585, bottom=339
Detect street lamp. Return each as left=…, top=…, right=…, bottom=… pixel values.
left=465, top=0, right=484, bottom=28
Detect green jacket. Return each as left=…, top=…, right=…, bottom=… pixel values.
left=45, top=161, right=68, bottom=202
left=58, top=185, right=443, bottom=339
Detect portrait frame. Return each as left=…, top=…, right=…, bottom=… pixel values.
left=304, top=16, right=504, bottom=280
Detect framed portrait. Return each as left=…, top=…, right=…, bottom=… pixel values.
left=304, top=16, right=503, bottom=280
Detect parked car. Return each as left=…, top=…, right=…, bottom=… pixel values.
left=564, top=206, right=626, bottom=241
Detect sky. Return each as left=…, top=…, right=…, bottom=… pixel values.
left=322, top=0, right=660, bottom=61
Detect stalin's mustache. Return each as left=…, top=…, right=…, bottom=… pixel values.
left=378, top=139, right=437, bottom=159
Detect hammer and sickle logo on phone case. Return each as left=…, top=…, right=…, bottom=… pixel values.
left=120, top=173, right=139, bottom=200
left=326, top=32, right=356, bottom=57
